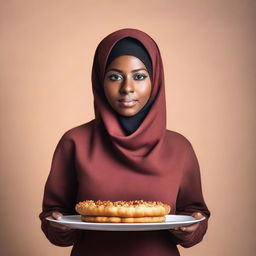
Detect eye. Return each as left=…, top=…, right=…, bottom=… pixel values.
left=107, top=74, right=123, bottom=81
left=133, top=74, right=148, bottom=80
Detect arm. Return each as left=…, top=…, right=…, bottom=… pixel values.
left=170, top=142, right=210, bottom=248
left=39, top=133, right=81, bottom=246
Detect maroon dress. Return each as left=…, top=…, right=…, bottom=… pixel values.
left=39, top=28, right=210, bottom=256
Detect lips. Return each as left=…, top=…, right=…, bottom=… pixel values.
left=118, top=98, right=138, bottom=107
left=118, top=98, right=138, bottom=102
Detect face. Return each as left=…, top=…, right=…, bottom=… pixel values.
left=104, top=55, right=152, bottom=117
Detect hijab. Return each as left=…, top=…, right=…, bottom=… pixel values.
left=105, top=37, right=154, bottom=135
left=91, top=28, right=166, bottom=172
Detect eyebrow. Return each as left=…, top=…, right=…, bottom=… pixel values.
left=105, top=68, right=148, bottom=74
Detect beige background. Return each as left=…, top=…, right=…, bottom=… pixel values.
left=1, top=0, right=255, bottom=255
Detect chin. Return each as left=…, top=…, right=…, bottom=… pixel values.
left=118, top=109, right=139, bottom=117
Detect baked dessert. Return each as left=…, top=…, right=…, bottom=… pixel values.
left=75, top=200, right=171, bottom=223
left=81, top=215, right=166, bottom=223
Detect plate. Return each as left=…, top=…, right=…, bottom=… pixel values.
left=46, top=214, right=205, bottom=231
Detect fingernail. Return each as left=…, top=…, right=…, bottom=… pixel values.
left=181, top=227, right=186, bottom=231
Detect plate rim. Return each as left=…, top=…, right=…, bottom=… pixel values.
left=46, top=214, right=206, bottom=230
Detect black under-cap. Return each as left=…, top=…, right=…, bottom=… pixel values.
left=106, top=37, right=153, bottom=80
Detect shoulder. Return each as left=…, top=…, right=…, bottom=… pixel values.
left=51, top=120, right=96, bottom=156
left=59, top=119, right=95, bottom=143
left=165, top=129, right=193, bottom=149
left=165, top=130, right=200, bottom=168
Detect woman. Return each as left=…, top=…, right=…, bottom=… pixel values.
left=39, top=28, right=210, bottom=255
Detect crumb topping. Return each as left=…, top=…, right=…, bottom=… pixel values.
left=77, top=199, right=169, bottom=208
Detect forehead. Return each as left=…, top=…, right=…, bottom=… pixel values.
left=106, top=55, right=146, bottom=69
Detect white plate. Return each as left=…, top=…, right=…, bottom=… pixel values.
left=46, top=214, right=205, bottom=231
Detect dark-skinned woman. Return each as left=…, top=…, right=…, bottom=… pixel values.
left=39, top=28, right=210, bottom=256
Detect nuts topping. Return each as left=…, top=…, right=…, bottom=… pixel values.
left=77, top=199, right=168, bottom=207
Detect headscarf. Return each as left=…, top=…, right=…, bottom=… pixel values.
left=106, top=37, right=153, bottom=79
left=105, top=37, right=154, bottom=135
left=91, top=28, right=166, bottom=171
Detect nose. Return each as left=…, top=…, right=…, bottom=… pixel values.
left=119, top=77, right=135, bottom=94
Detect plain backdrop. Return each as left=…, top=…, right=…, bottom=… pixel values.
left=1, top=0, right=255, bottom=255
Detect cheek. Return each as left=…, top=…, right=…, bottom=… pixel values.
left=138, top=81, right=152, bottom=98
left=103, top=82, right=117, bottom=98
left=103, top=84, right=123, bottom=108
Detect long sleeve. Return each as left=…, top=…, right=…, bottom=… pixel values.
left=173, top=142, right=210, bottom=248
left=39, top=133, right=80, bottom=246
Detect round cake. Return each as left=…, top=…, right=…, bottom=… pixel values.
left=75, top=200, right=171, bottom=223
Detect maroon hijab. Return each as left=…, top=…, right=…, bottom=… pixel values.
left=91, top=28, right=166, bottom=171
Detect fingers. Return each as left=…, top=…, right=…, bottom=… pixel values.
left=169, top=212, right=203, bottom=235
left=49, top=212, right=71, bottom=231
left=52, top=211, right=63, bottom=220
left=169, top=223, right=198, bottom=237
left=180, top=222, right=199, bottom=233
left=49, top=222, right=71, bottom=231
left=177, top=212, right=203, bottom=233
left=192, top=212, right=203, bottom=220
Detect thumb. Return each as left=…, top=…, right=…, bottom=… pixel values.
left=52, top=211, right=63, bottom=220
left=192, top=212, right=203, bottom=220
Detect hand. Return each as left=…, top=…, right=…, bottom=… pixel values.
left=169, top=212, right=203, bottom=239
left=49, top=211, right=71, bottom=231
